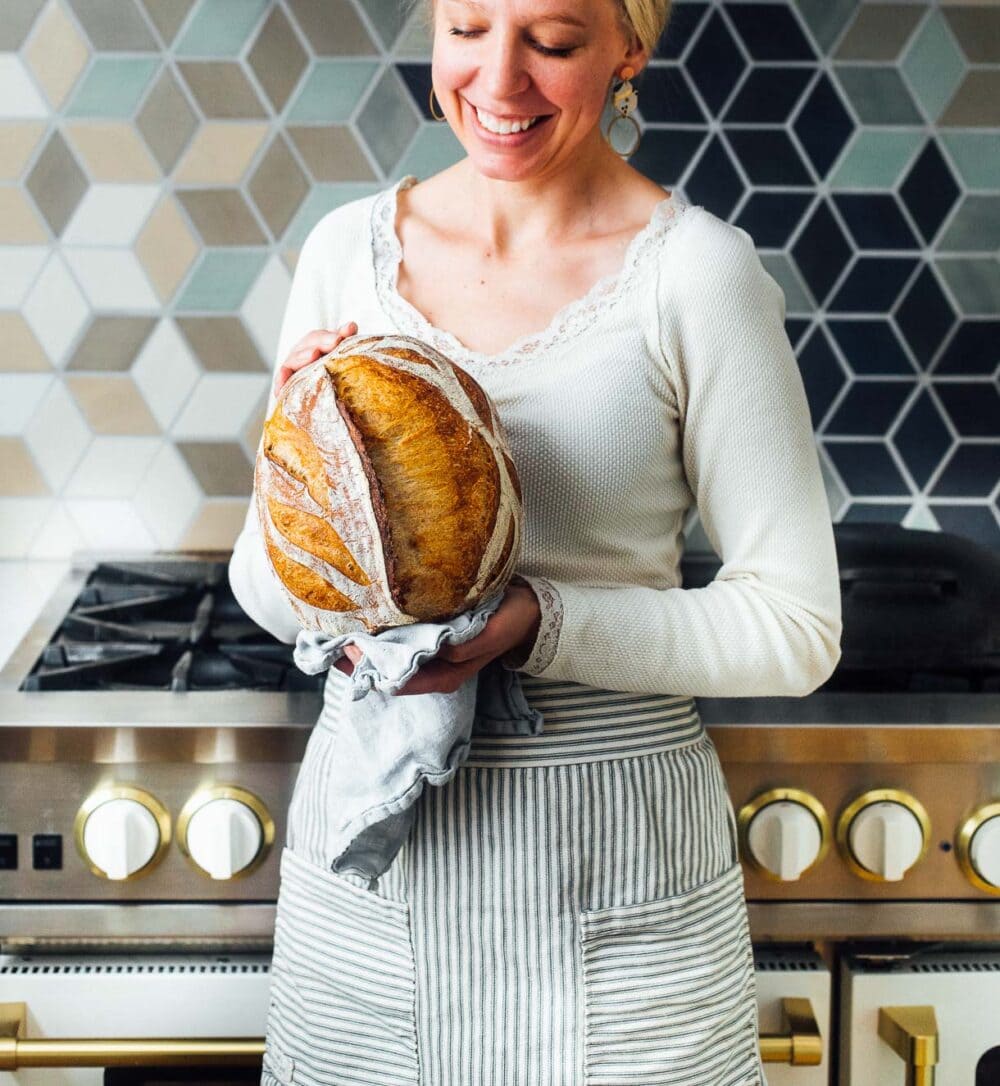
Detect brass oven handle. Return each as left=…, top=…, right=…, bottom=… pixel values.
left=759, top=997, right=823, bottom=1065
left=878, top=1005, right=939, bottom=1086
left=0, top=1003, right=262, bottom=1069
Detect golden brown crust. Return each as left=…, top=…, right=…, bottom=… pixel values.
left=266, top=496, right=371, bottom=587
left=265, top=537, right=357, bottom=611
left=453, top=366, right=495, bottom=436
left=262, top=404, right=331, bottom=511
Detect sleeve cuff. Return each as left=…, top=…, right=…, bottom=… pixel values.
left=500, top=574, right=564, bottom=676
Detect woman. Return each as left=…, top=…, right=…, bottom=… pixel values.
left=231, top=0, right=842, bottom=1082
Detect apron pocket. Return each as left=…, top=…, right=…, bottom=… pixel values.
left=579, top=860, right=761, bottom=1086
left=264, top=845, right=420, bottom=1086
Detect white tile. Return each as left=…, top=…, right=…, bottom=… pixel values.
left=0, top=558, right=71, bottom=665
left=0, top=498, right=52, bottom=558
left=0, top=247, right=49, bottom=307
left=22, top=254, right=90, bottom=365
left=62, top=184, right=161, bottom=245
left=0, top=374, right=53, bottom=435
left=65, top=499, right=156, bottom=551
left=171, top=374, right=269, bottom=439
left=64, top=436, right=159, bottom=497
left=903, top=503, right=940, bottom=532
left=62, top=248, right=159, bottom=310
left=240, top=255, right=290, bottom=367
left=23, top=381, right=92, bottom=489
left=0, top=57, right=49, bottom=118
left=133, top=442, right=201, bottom=547
left=131, top=320, right=200, bottom=430
left=29, top=501, right=87, bottom=559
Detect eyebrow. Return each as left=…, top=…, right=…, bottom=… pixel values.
left=446, top=0, right=589, bottom=29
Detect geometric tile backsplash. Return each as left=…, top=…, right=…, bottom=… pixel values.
left=1, top=0, right=997, bottom=558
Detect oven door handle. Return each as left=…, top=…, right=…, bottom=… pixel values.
left=0, top=1003, right=263, bottom=1069
left=878, top=1004, right=939, bottom=1086
left=759, top=997, right=823, bottom=1066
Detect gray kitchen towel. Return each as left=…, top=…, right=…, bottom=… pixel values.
left=293, top=590, right=544, bottom=881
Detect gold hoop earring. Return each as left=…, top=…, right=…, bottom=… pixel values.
left=605, top=65, right=640, bottom=157
left=429, top=86, right=446, bottom=122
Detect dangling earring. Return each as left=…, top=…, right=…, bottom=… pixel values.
left=429, top=86, right=446, bottom=122
left=605, top=65, right=640, bottom=157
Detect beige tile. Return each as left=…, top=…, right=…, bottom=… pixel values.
left=0, top=122, right=47, bottom=181
left=248, top=134, right=309, bottom=239
left=0, top=313, right=51, bottom=371
left=180, top=497, right=249, bottom=549
left=23, top=1, right=90, bottom=110
left=176, top=188, right=267, bottom=245
left=0, top=436, right=48, bottom=496
left=139, top=0, right=197, bottom=45
left=174, top=122, right=269, bottom=184
left=940, top=70, right=1000, bottom=126
left=67, top=316, right=157, bottom=372
left=66, top=375, right=160, bottom=435
left=835, top=4, right=924, bottom=60
left=177, top=440, right=253, bottom=495
left=64, top=121, right=161, bottom=182
left=241, top=390, right=267, bottom=453
left=288, top=0, right=376, bottom=54
left=135, top=194, right=199, bottom=303
left=176, top=62, right=268, bottom=119
left=247, top=5, right=308, bottom=112
left=943, top=6, right=1000, bottom=61
left=175, top=316, right=267, bottom=371
left=288, top=125, right=376, bottom=181
left=0, top=187, right=49, bottom=243
left=25, top=130, right=88, bottom=236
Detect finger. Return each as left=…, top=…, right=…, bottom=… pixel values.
left=333, top=657, right=354, bottom=677
left=274, top=324, right=359, bottom=393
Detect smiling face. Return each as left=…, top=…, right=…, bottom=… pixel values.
left=430, top=0, right=646, bottom=182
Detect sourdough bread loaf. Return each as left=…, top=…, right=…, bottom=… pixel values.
left=255, top=333, right=523, bottom=635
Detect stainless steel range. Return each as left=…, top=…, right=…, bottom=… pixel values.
left=1, top=525, right=999, bottom=1084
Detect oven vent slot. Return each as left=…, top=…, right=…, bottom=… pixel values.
left=754, top=958, right=821, bottom=972
left=910, top=959, right=1000, bottom=973
left=753, top=947, right=823, bottom=972
left=0, top=962, right=270, bottom=975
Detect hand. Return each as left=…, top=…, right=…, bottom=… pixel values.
left=332, top=579, right=542, bottom=696
left=273, top=322, right=358, bottom=396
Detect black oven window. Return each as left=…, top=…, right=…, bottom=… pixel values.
left=978, top=1048, right=1000, bottom=1084
left=105, top=1069, right=261, bottom=1085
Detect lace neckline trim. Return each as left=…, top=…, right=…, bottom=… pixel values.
left=371, top=173, right=692, bottom=367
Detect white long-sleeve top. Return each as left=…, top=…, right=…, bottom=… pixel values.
left=229, top=174, right=842, bottom=698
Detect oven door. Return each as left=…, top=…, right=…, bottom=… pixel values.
left=755, top=946, right=831, bottom=1084
left=0, top=953, right=269, bottom=1085
left=840, top=945, right=1000, bottom=1085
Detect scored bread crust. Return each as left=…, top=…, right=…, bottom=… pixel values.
left=255, top=333, right=522, bottom=635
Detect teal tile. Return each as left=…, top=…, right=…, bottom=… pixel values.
left=792, top=0, right=859, bottom=54
left=940, top=132, right=1000, bottom=190
left=938, top=197, right=1000, bottom=254
left=834, top=66, right=923, bottom=125
left=936, top=258, right=1000, bottom=316
left=395, top=5, right=432, bottom=56
left=286, top=60, right=379, bottom=123
left=358, top=0, right=410, bottom=49
left=66, top=58, right=160, bottom=118
left=830, top=129, right=924, bottom=188
left=393, top=124, right=464, bottom=182
left=357, top=67, right=419, bottom=174
left=760, top=254, right=815, bottom=314
left=902, top=10, right=966, bottom=123
left=177, top=250, right=269, bottom=311
left=285, top=183, right=381, bottom=248
left=174, top=0, right=269, bottom=56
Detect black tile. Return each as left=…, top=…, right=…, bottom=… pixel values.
left=934, top=383, right=1000, bottom=438
left=632, top=128, right=707, bottom=188
left=791, top=198, right=853, bottom=305
left=735, top=191, right=812, bottom=246
left=827, top=320, right=915, bottom=375
left=832, top=194, right=920, bottom=250
left=842, top=503, right=909, bottom=524
left=793, top=72, right=854, bottom=180
left=395, top=62, right=433, bottom=119
left=638, top=66, right=708, bottom=123
left=899, top=139, right=960, bottom=246
left=684, top=134, right=744, bottom=219
left=930, top=505, right=1000, bottom=550
left=724, top=2, right=816, bottom=61
left=726, top=128, right=812, bottom=185
left=934, top=321, right=1000, bottom=376
left=824, top=439, right=911, bottom=496
left=892, top=389, right=953, bottom=489
left=931, top=445, right=1000, bottom=498
left=797, top=325, right=846, bottom=429
left=654, top=2, right=711, bottom=60
left=895, top=265, right=956, bottom=370
left=824, top=379, right=915, bottom=436
left=723, top=66, right=814, bottom=123
left=786, top=317, right=812, bottom=347
left=828, top=257, right=920, bottom=313
left=685, top=9, right=747, bottom=116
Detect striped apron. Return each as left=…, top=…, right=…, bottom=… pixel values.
left=261, top=674, right=767, bottom=1086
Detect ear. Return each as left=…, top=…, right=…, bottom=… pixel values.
left=621, top=34, right=649, bottom=79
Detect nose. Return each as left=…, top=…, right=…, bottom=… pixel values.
left=482, top=26, right=531, bottom=100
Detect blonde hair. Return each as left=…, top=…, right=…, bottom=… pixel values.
left=410, top=0, right=673, bottom=63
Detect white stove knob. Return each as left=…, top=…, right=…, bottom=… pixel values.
left=957, top=804, right=1000, bottom=893
left=839, top=790, right=930, bottom=882
left=747, top=801, right=823, bottom=880
left=184, top=799, right=262, bottom=880
left=75, top=787, right=170, bottom=881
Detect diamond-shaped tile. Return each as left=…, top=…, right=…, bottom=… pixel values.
left=287, top=60, right=379, bottom=123
left=23, top=381, right=91, bottom=489
left=935, top=383, right=1000, bottom=438
left=137, top=68, right=199, bottom=172
left=176, top=188, right=267, bottom=245
left=761, top=254, right=814, bottom=312
left=22, top=254, right=90, bottom=366
left=0, top=375, right=53, bottom=435
left=724, top=67, right=814, bottom=124
left=831, top=194, right=919, bottom=250
left=240, top=259, right=291, bottom=365
left=0, top=436, right=48, bottom=495
left=0, top=188, right=48, bottom=243
left=829, top=130, right=924, bottom=189
left=824, top=440, right=911, bottom=496
left=734, top=192, right=814, bottom=248
left=0, top=0, right=45, bottom=50
left=135, top=194, right=200, bottom=303
left=936, top=259, right=1000, bottom=317
left=175, top=0, right=268, bottom=57
left=931, top=504, right=1000, bottom=550
left=288, top=0, right=376, bottom=55
left=0, top=498, right=54, bottom=558
left=633, top=67, right=707, bottom=124
left=138, top=0, right=198, bottom=45
left=939, top=70, right=1000, bottom=127
left=64, top=121, right=162, bottom=181
left=22, top=0, right=90, bottom=110
left=25, top=130, right=88, bottom=236
left=931, top=445, right=1000, bottom=498
left=248, top=134, right=310, bottom=240
left=895, top=265, right=956, bottom=369
left=0, top=56, right=51, bottom=117
left=171, top=374, right=268, bottom=438
left=630, top=128, right=707, bottom=189
left=67, top=58, right=161, bottom=117
left=828, top=257, right=920, bottom=314
left=177, top=440, right=252, bottom=495
left=654, top=3, right=709, bottom=60
left=66, top=375, right=160, bottom=435
left=842, top=502, right=909, bottom=525
left=937, top=196, right=1000, bottom=254
left=67, top=316, right=157, bottom=372
left=180, top=497, right=249, bottom=548
left=940, top=132, right=1000, bottom=189
left=62, top=184, right=160, bottom=245
left=176, top=250, right=270, bottom=311
left=396, top=62, right=433, bottom=119
left=288, top=125, right=376, bottom=181
left=360, top=0, right=411, bottom=50
left=64, top=436, right=159, bottom=497
left=0, top=313, right=50, bottom=372
left=63, top=248, right=160, bottom=310
left=823, top=379, right=915, bottom=436
left=796, top=325, right=848, bottom=429
left=792, top=72, right=855, bottom=179
left=901, top=8, right=966, bottom=123
left=899, top=139, right=960, bottom=246
left=684, top=10, right=747, bottom=116
left=66, top=498, right=157, bottom=550
left=794, top=0, right=860, bottom=55
left=247, top=4, right=308, bottom=112
left=357, top=66, right=420, bottom=175
left=942, top=6, right=1000, bottom=63
left=725, top=3, right=816, bottom=61
left=175, top=122, right=269, bottom=183
left=684, top=134, right=744, bottom=220
left=175, top=316, right=268, bottom=372
left=835, top=3, right=923, bottom=61
left=176, top=61, right=268, bottom=119
left=393, top=5, right=432, bottom=57
left=827, top=320, right=915, bottom=376
left=933, top=322, right=1000, bottom=377
left=0, top=121, right=46, bottom=181
left=791, top=199, right=853, bottom=306
left=67, top=0, right=158, bottom=50
left=132, top=319, right=200, bottom=430
left=834, top=66, right=923, bottom=124
left=891, top=389, right=953, bottom=488
left=726, top=129, right=811, bottom=186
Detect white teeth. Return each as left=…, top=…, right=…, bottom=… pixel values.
left=475, top=106, right=539, bottom=135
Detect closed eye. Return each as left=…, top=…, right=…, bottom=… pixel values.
left=447, top=26, right=577, bottom=57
